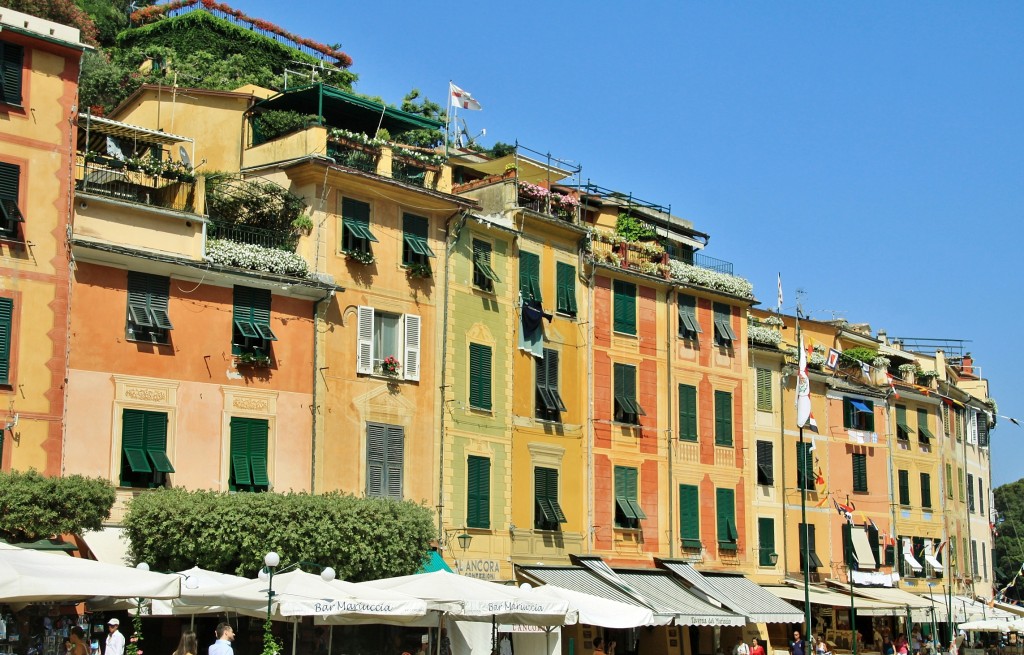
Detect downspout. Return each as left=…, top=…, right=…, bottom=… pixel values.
left=310, top=288, right=334, bottom=493
left=962, top=401, right=974, bottom=596
left=886, top=393, right=898, bottom=581
left=437, top=209, right=468, bottom=545
left=584, top=246, right=596, bottom=553
left=666, top=287, right=675, bottom=557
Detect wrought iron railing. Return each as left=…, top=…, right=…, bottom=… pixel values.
left=327, top=138, right=380, bottom=173
left=693, top=253, right=733, bottom=275
left=75, top=162, right=197, bottom=213
left=207, top=220, right=297, bottom=251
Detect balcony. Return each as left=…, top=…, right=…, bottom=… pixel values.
left=75, top=160, right=200, bottom=214
left=207, top=220, right=297, bottom=251
left=517, top=183, right=580, bottom=223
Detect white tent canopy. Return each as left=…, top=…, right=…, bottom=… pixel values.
left=362, top=571, right=576, bottom=626
left=214, top=570, right=428, bottom=622
left=0, top=543, right=180, bottom=602
left=522, top=584, right=654, bottom=628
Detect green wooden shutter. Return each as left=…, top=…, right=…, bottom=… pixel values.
left=121, top=410, right=152, bottom=477
left=716, top=488, right=736, bottom=549
left=468, top=343, right=492, bottom=410
left=556, top=262, right=576, bottom=315
left=366, top=422, right=386, bottom=496
left=679, top=484, right=700, bottom=547
left=898, top=469, right=910, bottom=505
left=385, top=424, right=403, bottom=499
left=852, top=453, right=867, bottom=492
left=467, top=456, right=490, bottom=528
left=920, top=472, right=932, bottom=509
left=678, top=384, right=697, bottom=441
left=0, top=297, right=11, bottom=385
left=612, top=280, right=636, bottom=335
left=0, top=43, right=23, bottom=106
left=755, top=368, right=772, bottom=411
left=714, top=390, right=732, bottom=446
left=677, top=294, right=700, bottom=338
left=843, top=399, right=855, bottom=428
left=144, top=411, right=174, bottom=473
left=248, top=419, right=270, bottom=487
left=519, top=251, right=541, bottom=303
left=229, top=417, right=252, bottom=488
left=756, top=440, right=774, bottom=485
left=758, top=517, right=776, bottom=566
left=946, top=463, right=953, bottom=499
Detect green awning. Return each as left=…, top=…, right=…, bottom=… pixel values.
left=344, top=222, right=379, bottom=242
left=3, top=538, right=76, bottom=552
left=897, top=421, right=915, bottom=434
left=919, top=425, right=935, bottom=440
left=419, top=550, right=453, bottom=573
left=253, top=83, right=444, bottom=136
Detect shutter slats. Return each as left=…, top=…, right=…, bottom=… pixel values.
left=716, top=488, right=735, bottom=545
left=366, top=422, right=386, bottom=496
left=356, top=306, right=374, bottom=374
left=0, top=43, right=23, bottom=105
left=0, top=297, right=11, bottom=384
left=385, top=425, right=404, bottom=499
left=613, top=280, right=636, bottom=335
left=898, top=469, right=910, bottom=505
left=469, top=343, right=492, bottom=410
left=556, top=262, right=576, bottom=315
left=714, top=390, right=732, bottom=446
left=403, top=313, right=421, bottom=381
left=755, top=368, right=772, bottom=411
left=679, top=484, right=699, bottom=542
left=678, top=384, right=697, bottom=441
left=468, top=456, right=490, bottom=528
left=758, top=517, right=775, bottom=565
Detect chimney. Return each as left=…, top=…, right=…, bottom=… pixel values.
left=961, top=354, right=974, bottom=377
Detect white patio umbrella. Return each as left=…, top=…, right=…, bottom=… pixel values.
left=218, top=569, right=428, bottom=621
left=0, top=543, right=180, bottom=602
left=958, top=618, right=1016, bottom=632
left=522, top=584, right=654, bottom=628
left=362, top=571, right=575, bottom=626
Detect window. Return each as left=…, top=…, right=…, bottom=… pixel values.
left=535, top=348, right=567, bottom=421
left=614, top=465, right=645, bottom=529
left=842, top=397, right=875, bottom=431
left=895, top=405, right=914, bottom=441
left=0, top=297, right=11, bottom=385
left=979, top=478, right=985, bottom=515
left=967, top=473, right=975, bottom=512
left=959, top=467, right=965, bottom=501
left=712, top=302, right=736, bottom=346
left=917, top=408, right=934, bottom=444
left=755, top=368, right=772, bottom=411
left=897, top=469, right=910, bottom=506
left=341, top=198, right=377, bottom=256
left=756, top=441, right=774, bottom=486
left=120, top=409, right=173, bottom=488
left=967, top=411, right=978, bottom=445
left=679, top=484, right=700, bottom=549
left=716, top=488, right=737, bottom=551
left=798, top=523, right=823, bottom=570
left=366, top=422, right=403, bottom=499
left=0, top=42, right=24, bottom=106
left=978, top=413, right=990, bottom=447
left=612, top=280, right=636, bottom=335
left=678, top=384, right=697, bottom=441
left=467, top=455, right=491, bottom=528
left=677, top=294, right=701, bottom=339
left=954, top=407, right=964, bottom=442
left=534, top=467, right=566, bottom=531
left=714, top=390, right=733, bottom=446
left=232, top=286, right=276, bottom=356
left=126, top=272, right=173, bottom=344
left=971, top=540, right=979, bottom=577
left=355, top=307, right=421, bottom=381
left=852, top=453, right=868, bottom=493
left=982, top=547, right=988, bottom=580
left=519, top=250, right=541, bottom=303
left=0, top=162, right=24, bottom=238
left=401, top=213, right=434, bottom=270
left=796, top=442, right=815, bottom=490
left=229, top=417, right=269, bottom=492
left=758, top=517, right=776, bottom=566
left=963, top=537, right=969, bottom=577
left=556, top=262, right=577, bottom=316
left=469, top=343, right=492, bottom=410
left=613, top=363, right=644, bottom=425
left=921, top=472, right=932, bottom=509
left=946, top=463, right=953, bottom=499
left=472, top=239, right=500, bottom=292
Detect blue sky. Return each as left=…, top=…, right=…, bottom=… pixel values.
left=243, top=1, right=1023, bottom=485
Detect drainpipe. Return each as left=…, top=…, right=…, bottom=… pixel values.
left=886, top=393, right=898, bottom=581
left=666, top=287, right=675, bottom=558
left=584, top=247, right=596, bottom=553
left=310, top=288, right=334, bottom=493
left=962, top=400, right=974, bottom=596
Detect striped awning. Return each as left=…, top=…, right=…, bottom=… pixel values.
left=659, top=561, right=803, bottom=623
left=79, top=113, right=193, bottom=146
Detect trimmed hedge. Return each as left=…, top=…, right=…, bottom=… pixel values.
left=0, top=470, right=115, bottom=541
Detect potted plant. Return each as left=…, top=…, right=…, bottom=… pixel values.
left=379, top=356, right=401, bottom=377
left=344, top=249, right=375, bottom=265
left=235, top=352, right=272, bottom=368
left=406, top=262, right=432, bottom=279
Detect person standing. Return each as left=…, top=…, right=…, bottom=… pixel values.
left=209, top=624, right=234, bottom=655
left=67, top=626, right=89, bottom=655
left=105, top=620, right=125, bottom=655
left=791, top=631, right=809, bottom=655
left=751, top=638, right=766, bottom=655
left=173, top=630, right=197, bottom=655
left=735, top=636, right=751, bottom=655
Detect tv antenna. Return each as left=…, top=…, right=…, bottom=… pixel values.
left=455, top=117, right=486, bottom=149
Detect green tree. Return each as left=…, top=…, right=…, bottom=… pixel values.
left=122, top=489, right=436, bottom=580
left=396, top=89, right=445, bottom=149
left=994, top=478, right=1024, bottom=600
left=0, top=470, right=115, bottom=541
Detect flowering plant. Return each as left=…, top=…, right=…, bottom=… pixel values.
left=206, top=239, right=310, bottom=277
left=380, top=356, right=401, bottom=376
left=748, top=325, right=783, bottom=347
left=550, top=192, right=579, bottom=210
left=668, top=261, right=754, bottom=299
left=344, top=249, right=375, bottom=265
left=898, top=363, right=919, bottom=376
left=328, top=128, right=387, bottom=149
left=392, top=146, right=446, bottom=167
left=762, top=315, right=785, bottom=327
left=517, top=182, right=549, bottom=201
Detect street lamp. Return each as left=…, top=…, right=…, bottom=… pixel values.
left=457, top=532, right=472, bottom=552
left=262, top=551, right=280, bottom=655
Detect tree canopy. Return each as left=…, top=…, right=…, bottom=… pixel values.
left=994, top=478, right=1024, bottom=600
left=123, top=488, right=436, bottom=580
left=0, top=470, right=115, bottom=542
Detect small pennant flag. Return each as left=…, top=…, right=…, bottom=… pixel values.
left=450, top=82, right=482, bottom=110
left=777, top=273, right=783, bottom=312
left=861, top=362, right=871, bottom=380
left=886, top=373, right=900, bottom=399
left=826, top=348, right=841, bottom=370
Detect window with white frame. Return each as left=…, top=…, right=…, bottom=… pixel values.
left=356, top=306, right=420, bottom=381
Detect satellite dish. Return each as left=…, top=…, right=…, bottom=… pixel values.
left=178, top=146, right=192, bottom=171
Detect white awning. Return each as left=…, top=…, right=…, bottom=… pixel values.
left=851, top=527, right=877, bottom=570
left=924, top=541, right=943, bottom=572
left=903, top=537, right=923, bottom=572
left=81, top=527, right=129, bottom=565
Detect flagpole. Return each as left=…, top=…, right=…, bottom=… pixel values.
left=796, top=309, right=812, bottom=641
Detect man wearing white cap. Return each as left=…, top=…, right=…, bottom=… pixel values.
left=105, top=619, right=124, bottom=655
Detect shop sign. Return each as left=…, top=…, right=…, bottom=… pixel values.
left=455, top=559, right=502, bottom=580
